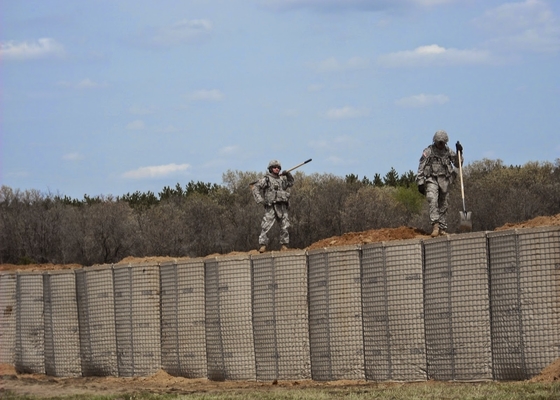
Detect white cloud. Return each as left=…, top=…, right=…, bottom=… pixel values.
left=0, top=38, right=65, bottom=61
left=148, top=19, right=213, bottom=47
left=378, top=44, right=493, bottom=67
left=62, top=152, right=84, bottom=161
left=325, top=106, right=369, bottom=119
left=126, top=120, right=146, bottom=130
left=58, top=78, right=106, bottom=90
left=473, top=0, right=560, bottom=53
left=188, top=89, right=225, bottom=102
left=395, top=93, right=450, bottom=107
left=219, top=145, right=239, bottom=155
left=122, top=163, right=190, bottom=179
left=311, top=56, right=369, bottom=73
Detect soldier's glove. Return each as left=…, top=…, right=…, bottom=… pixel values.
left=455, top=141, right=463, bottom=155
left=418, top=184, right=426, bottom=196
left=284, top=171, right=294, bottom=182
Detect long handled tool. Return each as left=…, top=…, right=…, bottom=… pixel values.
left=249, top=158, right=312, bottom=186
left=281, top=158, right=312, bottom=176
left=456, top=141, right=472, bottom=232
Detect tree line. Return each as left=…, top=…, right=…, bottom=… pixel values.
left=1, top=158, right=559, bottom=266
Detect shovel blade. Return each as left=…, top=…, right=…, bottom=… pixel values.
left=459, top=211, right=473, bottom=232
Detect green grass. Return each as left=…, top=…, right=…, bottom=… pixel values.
left=2, top=381, right=560, bottom=400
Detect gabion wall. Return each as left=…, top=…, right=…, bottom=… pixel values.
left=15, top=272, right=44, bottom=374
left=3, top=225, right=560, bottom=382
left=252, top=250, right=311, bottom=381
left=308, top=245, right=364, bottom=381
left=361, top=239, right=426, bottom=382
left=160, top=259, right=207, bottom=378
left=488, top=226, right=560, bottom=380
left=0, top=272, right=16, bottom=364
left=423, top=232, right=492, bottom=381
left=43, top=270, right=81, bottom=377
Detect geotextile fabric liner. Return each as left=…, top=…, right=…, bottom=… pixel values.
left=43, top=270, right=82, bottom=377
left=113, top=264, right=161, bottom=377
left=251, top=250, right=311, bottom=381
left=75, top=265, right=118, bottom=376
left=487, top=226, right=560, bottom=380
left=205, top=255, right=256, bottom=381
left=423, top=232, right=492, bottom=381
left=0, top=273, right=16, bottom=364
left=361, top=239, right=427, bottom=382
left=160, top=259, right=207, bottom=378
left=15, top=272, right=45, bottom=374
left=308, top=245, right=364, bottom=381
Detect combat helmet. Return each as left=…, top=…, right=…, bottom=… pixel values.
left=433, top=130, right=449, bottom=145
left=268, top=159, right=281, bottom=172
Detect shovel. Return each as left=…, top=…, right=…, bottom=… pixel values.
left=456, top=141, right=472, bottom=232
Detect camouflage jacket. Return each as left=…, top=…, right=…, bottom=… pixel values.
left=416, top=144, right=460, bottom=185
left=252, top=172, right=294, bottom=206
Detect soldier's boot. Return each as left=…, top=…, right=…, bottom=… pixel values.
left=259, top=245, right=266, bottom=253
left=431, top=223, right=440, bottom=237
left=280, top=245, right=289, bottom=251
left=439, top=227, right=447, bottom=236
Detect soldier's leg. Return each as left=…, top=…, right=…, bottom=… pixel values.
left=438, top=190, right=449, bottom=231
left=258, top=206, right=276, bottom=245
left=425, top=182, right=441, bottom=225
left=279, top=210, right=291, bottom=245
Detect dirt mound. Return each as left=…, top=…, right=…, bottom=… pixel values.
left=307, top=226, right=428, bottom=250
left=530, top=358, right=560, bottom=382
left=495, top=213, right=560, bottom=231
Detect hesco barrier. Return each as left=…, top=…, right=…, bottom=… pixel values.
left=252, top=250, right=311, bottom=381
left=43, top=270, right=81, bottom=377
left=361, top=239, right=426, bottom=382
left=0, top=272, right=16, bottom=365
left=1, top=225, right=559, bottom=381
left=487, top=226, right=560, bottom=380
left=423, top=232, right=492, bottom=381
left=160, top=259, right=206, bottom=378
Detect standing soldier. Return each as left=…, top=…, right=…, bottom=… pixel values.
left=416, top=130, right=463, bottom=237
left=252, top=159, right=294, bottom=252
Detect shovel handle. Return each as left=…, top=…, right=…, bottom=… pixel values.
left=456, top=142, right=467, bottom=213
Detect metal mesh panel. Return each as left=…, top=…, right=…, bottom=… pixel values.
left=251, top=250, right=311, bottom=381
left=204, top=255, right=256, bottom=380
left=75, top=265, right=118, bottom=376
left=424, top=233, right=492, bottom=381
left=15, top=272, right=45, bottom=374
left=160, top=259, right=207, bottom=378
left=43, top=270, right=81, bottom=377
left=488, top=227, right=560, bottom=380
left=0, top=273, right=17, bottom=364
left=361, top=240, right=426, bottom=382
left=113, top=264, right=161, bottom=377
left=205, top=258, right=225, bottom=381
left=308, top=246, right=364, bottom=381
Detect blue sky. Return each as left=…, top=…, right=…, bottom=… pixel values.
left=2, top=0, right=559, bottom=199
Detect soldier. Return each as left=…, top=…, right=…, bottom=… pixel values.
left=416, top=130, right=463, bottom=237
left=252, top=159, right=294, bottom=252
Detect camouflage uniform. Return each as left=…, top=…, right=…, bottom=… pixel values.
left=252, top=160, right=294, bottom=251
left=416, top=130, right=461, bottom=236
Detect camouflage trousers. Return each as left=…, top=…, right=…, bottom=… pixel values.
left=426, top=178, right=450, bottom=230
left=259, top=203, right=290, bottom=245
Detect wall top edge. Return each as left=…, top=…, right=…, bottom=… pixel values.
left=307, top=244, right=361, bottom=255
left=487, top=225, right=560, bottom=238
left=251, top=249, right=307, bottom=260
